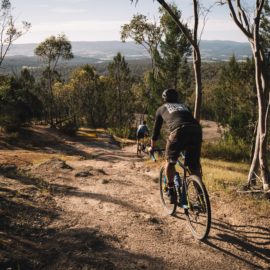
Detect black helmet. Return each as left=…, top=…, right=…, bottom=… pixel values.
left=162, top=88, right=178, bottom=102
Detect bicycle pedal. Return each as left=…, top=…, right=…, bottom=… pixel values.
left=179, top=203, right=189, bottom=209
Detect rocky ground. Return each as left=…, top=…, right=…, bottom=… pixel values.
left=0, top=126, right=269, bottom=270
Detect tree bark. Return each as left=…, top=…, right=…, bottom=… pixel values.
left=157, top=0, right=202, bottom=122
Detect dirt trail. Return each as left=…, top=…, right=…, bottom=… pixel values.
left=0, top=127, right=269, bottom=270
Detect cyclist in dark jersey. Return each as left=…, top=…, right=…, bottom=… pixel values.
left=136, top=121, right=149, bottom=141
left=150, top=88, right=202, bottom=189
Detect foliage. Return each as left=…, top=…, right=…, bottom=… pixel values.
left=58, top=120, right=78, bottom=136
left=202, top=136, right=250, bottom=162
left=121, top=14, right=162, bottom=69
left=0, top=0, right=31, bottom=67
left=107, top=53, right=135, bottom=129
left=158, top=4, right=191, bottom=96
left=210, top=56, right=256, bottom=142
left=35, top=34, right=73, bottom=126
left=0, top=71, right=42, bottom=132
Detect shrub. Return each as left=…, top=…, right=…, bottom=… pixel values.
left=59, top=121, right=78, bottom=136
left=108, top=127, right=136, bottom=139
left=202, top=136, right=250, bottom=162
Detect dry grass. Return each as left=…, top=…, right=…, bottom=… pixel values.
left=144, top=156, right=270, bottom=214
left=202, top=158, right=249, bottom=192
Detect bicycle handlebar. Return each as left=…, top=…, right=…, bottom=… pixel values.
left=149, top=148, right=165, bottom=162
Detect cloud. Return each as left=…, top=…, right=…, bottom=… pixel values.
left=54, top=0, right=88, bottom=3
left=31, top=20, right=127, bottom=32
left=201, top=19, right=247, bottom=42
left=51, top=8, right=86, bottom=14
left=21, top=20, right=128, bottom=43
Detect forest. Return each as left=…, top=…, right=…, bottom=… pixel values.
left=1, top=0, right=270, bottom=189
left=0, top=0, right=270, bottom=269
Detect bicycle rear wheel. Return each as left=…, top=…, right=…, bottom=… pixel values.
left=159, top=167, right=177, bottom=215
left=137, top=143, right=141, bottom=157
left=184, top=175, right=211, bottom=240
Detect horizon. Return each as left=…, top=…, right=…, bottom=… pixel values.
left=12, top=39, right=250, bottom=45
left=10, top=0, right=250, bottom=44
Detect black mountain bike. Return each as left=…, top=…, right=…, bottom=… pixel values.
left=136, top=136, right=149, bottom=157
left=150, top=149, right=211, bottom=240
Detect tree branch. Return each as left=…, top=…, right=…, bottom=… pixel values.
left=227, top=0, right=252, bottom=39
left=157, top=0, right=195, bottom=47
left=236, top=0, right=250, bottom=32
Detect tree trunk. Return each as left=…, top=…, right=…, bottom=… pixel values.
left=247, top=124, right=259, bottom=186
left=193, top=46, right=202, bottom=121
left=252, top=45, right=270, bottom=191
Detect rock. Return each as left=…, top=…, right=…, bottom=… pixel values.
left=0, top=164, right=17, bottom=174
left=37, top=158, right=73, bottom=171
left=101, top=179, right=110, bottom=184
left=75, top=170, right=93, bottom=177
left=148, top=217, right=160, bottom=224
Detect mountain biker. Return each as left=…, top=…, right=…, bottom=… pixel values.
left=136, top=121, right=149, bottom=147
left=149, top=88, right=202, bottom=197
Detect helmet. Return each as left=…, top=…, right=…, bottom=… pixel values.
left=162, top=88, right=178, bottom=102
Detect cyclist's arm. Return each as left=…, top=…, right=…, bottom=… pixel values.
left=151, top=109, right=163, bottom=144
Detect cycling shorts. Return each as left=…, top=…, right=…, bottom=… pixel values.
left=165, top=124, right=202, bottom=172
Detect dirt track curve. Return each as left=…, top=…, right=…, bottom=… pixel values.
left=0, top=127, right=269, bottom=270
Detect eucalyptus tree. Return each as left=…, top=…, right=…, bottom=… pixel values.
left=0, top=0, right=31, bottom=67
left=121, top=14, right=162, bottom=70
left=219, top=0, right=270, bottom=191
left=131, top=0, right=212, bottom=121
left=34, top=34, right=73, bottom=126
left=158, top=4, right=191, bottom=95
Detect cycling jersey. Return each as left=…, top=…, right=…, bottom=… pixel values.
left=137, top=124, right=149, bottom=136
left=152, top=103, right=198, bottom=141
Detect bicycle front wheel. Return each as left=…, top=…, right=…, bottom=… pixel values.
left=159, top=167, right=177, bottom=215
left=184, top=175, right=211, bottom=240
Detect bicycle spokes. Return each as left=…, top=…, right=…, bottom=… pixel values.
left=159, top=168, right=177, bottom=215
left=184, top=176, right=211, bottom=240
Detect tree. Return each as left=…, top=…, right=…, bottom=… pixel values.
left=158, top=4, right=191, bottom=95
left=34, top=34, right=73, bottom=126
left=0, top=0, right=31, bottom=67
left=107, top=53, right=134, bottom=129
left=69, top=65, right=101, bottom=127
left=0, top=69, right=42, bottom=131
left=131, top=0, right=212, bottom=121
left=212, top=56, right=255, bottom=141
left=220, top=0, right=270, bottom=190
left=121, top=14, right=162, bottom=70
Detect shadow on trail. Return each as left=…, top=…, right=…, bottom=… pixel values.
left=4, top=168, right=153, bottom=215
left=0, top=172, right=164, bottom=270
left=204, top=218, right=270, bottom=270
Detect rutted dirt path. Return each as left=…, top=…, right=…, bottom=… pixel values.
left=0, top=127, right=269, bottom=270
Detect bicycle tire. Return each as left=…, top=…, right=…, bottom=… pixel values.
left=184, top=175, right=211, bottom=240
left=159, top=167, right=177, bottom=215
left=137, top=143, right=141, bottom=157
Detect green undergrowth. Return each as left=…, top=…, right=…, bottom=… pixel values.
left=201, top=138, right=250, bottom=162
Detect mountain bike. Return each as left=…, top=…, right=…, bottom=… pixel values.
left=136, top=135, right=149, bottom=157
left=150, top=149, right=211, bottom=240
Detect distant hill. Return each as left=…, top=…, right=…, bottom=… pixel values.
left=1, top=40, right=252, bottom=74
left=7, top=40, right=251, bottom=60
left=199, top=40, right=251, bottom=61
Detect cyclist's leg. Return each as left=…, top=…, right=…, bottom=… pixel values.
left=165, top=129, right=183, bottom=186
left=165, top=161, right=176, bottom=187
left=184, top=126, right=202, bottom=178
left=137, top=132, right=142, bottom=145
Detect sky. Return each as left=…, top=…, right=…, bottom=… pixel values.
left=10, top=0, right=251, bottom=44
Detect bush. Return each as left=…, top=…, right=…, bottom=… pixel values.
left=108, top=127, right=136, bottom=139
left=59, top=121, right=78, bottom=136
left=202, top=136, right=250, bottom=162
